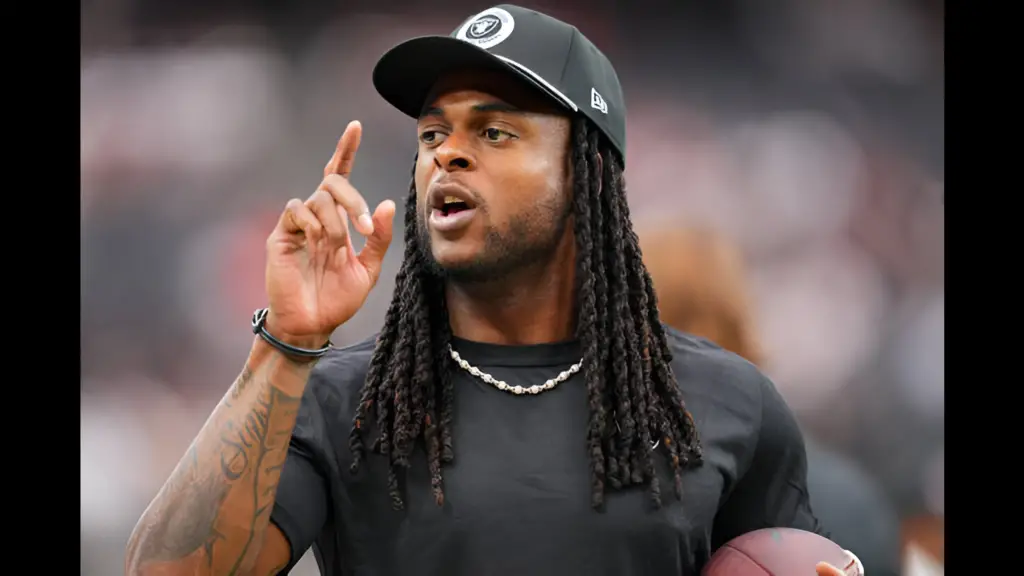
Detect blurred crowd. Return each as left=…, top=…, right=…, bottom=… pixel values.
left=81, top=1, right=944, bottom=574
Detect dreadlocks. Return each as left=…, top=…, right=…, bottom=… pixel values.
left=349, top=117, right=703, bottom=511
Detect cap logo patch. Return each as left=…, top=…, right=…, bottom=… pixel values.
left=591, top=88, right=608, bottom=114
left=456, top=7, right=515, bottom=50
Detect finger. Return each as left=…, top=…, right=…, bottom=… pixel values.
left=304, top=188, right=348, bottom=250
left=323, top=120, right=363, bottom=179
left=321, top=173, right=374, bottom=236
left=815, top=562, right=845, bottom=576
left=356, top=200, right=397, bottom=284
left=278, top=198, right=323, bottom=244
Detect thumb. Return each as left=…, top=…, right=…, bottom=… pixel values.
left=357, top=199, right=397, bottom=283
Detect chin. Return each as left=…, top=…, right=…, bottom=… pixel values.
left=416, top=223, right=509, bottom=282
left=430, top=247, right=519, bottom=284
left=430, top=244, right=481, bottom=271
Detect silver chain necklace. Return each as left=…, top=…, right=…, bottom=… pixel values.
left=449, top=346, right=661, bottom=448
left=448, top=345, right=583, bottom=395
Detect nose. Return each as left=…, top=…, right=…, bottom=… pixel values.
left=434, top=134, right=476, bottom=172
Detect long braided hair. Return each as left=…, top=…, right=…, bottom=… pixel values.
left=349, top=117, right=703, bottom=510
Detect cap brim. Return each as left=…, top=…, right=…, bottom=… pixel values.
left=373, top=36, right=575, bottom=120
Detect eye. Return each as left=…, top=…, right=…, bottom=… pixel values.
left=482, top=127, right=516, bottom=142
left=419, top=130, right=447, bottom=146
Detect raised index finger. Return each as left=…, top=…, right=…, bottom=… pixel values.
left=324, top=120, right=363, bottom=178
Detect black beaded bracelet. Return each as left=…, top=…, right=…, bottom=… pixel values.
left=251, top=308, right=332, bottom=360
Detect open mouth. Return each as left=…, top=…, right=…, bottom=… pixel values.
left=439, top=196, right=471, bottom=217
left=428, top=186, right=478, bottom=232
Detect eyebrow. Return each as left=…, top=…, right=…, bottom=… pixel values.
left=418, top=101, right=525, bottom=120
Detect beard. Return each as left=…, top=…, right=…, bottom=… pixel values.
left=416, top=192, right=573, bottom=284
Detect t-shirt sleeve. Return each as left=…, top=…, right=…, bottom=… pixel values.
left=711, top=371, right=827, bottom=548
left=269, top=384, right=332, bottom=572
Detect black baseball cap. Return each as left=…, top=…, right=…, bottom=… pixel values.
left=372, top=4, right=628, bottom=164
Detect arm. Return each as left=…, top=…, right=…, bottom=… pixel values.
left=125, top=337, right=313, bottom=576
left=712, top=371, right=825, bottom=548
left=124, top=120, right=394, bottom=576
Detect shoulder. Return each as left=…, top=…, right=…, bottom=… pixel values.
left=662, top=325, right=769, bottom=414
left=297, top=334, right=377, bottom=431
left=309, top=335, right=377, bottom=391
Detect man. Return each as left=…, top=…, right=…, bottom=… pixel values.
left=125, top=6, right=862, bottom=575
left=640, top=226, right=901, bottom=576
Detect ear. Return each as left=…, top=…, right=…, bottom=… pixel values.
left=595, top=153, right=604, bottom=195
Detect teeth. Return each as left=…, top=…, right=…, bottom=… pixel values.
left=443, top=196, right=462, bottom=205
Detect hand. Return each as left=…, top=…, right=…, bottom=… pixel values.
left=264, top=120, right=397, bottom=348
left=816, top=550, right=864, bottom=576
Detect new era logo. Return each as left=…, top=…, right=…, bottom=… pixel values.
left=591, top=88, right=608, bottom=114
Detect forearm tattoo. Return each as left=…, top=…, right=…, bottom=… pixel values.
left=127, top=362, right=303, bottom=575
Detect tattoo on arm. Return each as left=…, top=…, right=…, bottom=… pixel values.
left=221, top=384, right=300, bottom=573
left=133, top=444, right=232, bottom=564
left=128, top=362, right=304, bottom=575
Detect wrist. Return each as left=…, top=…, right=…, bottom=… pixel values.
left=250, top=308, right=333, bottom=367
left=263, top=310, right=332, bottom=350
left=246, top=338, right=317, bottom=397
left=250, top=335, right=322, bottom=369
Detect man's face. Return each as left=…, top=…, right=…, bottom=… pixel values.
left=414, top=70, right=574, bottom=282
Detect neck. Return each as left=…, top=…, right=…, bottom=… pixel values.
left=446, top=237, right=577, bottom=346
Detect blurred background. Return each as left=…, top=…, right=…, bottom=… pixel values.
left=80, top=0, right=944, bottom=574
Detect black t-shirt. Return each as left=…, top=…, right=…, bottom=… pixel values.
left=270, top=327, right=824, bottom=575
